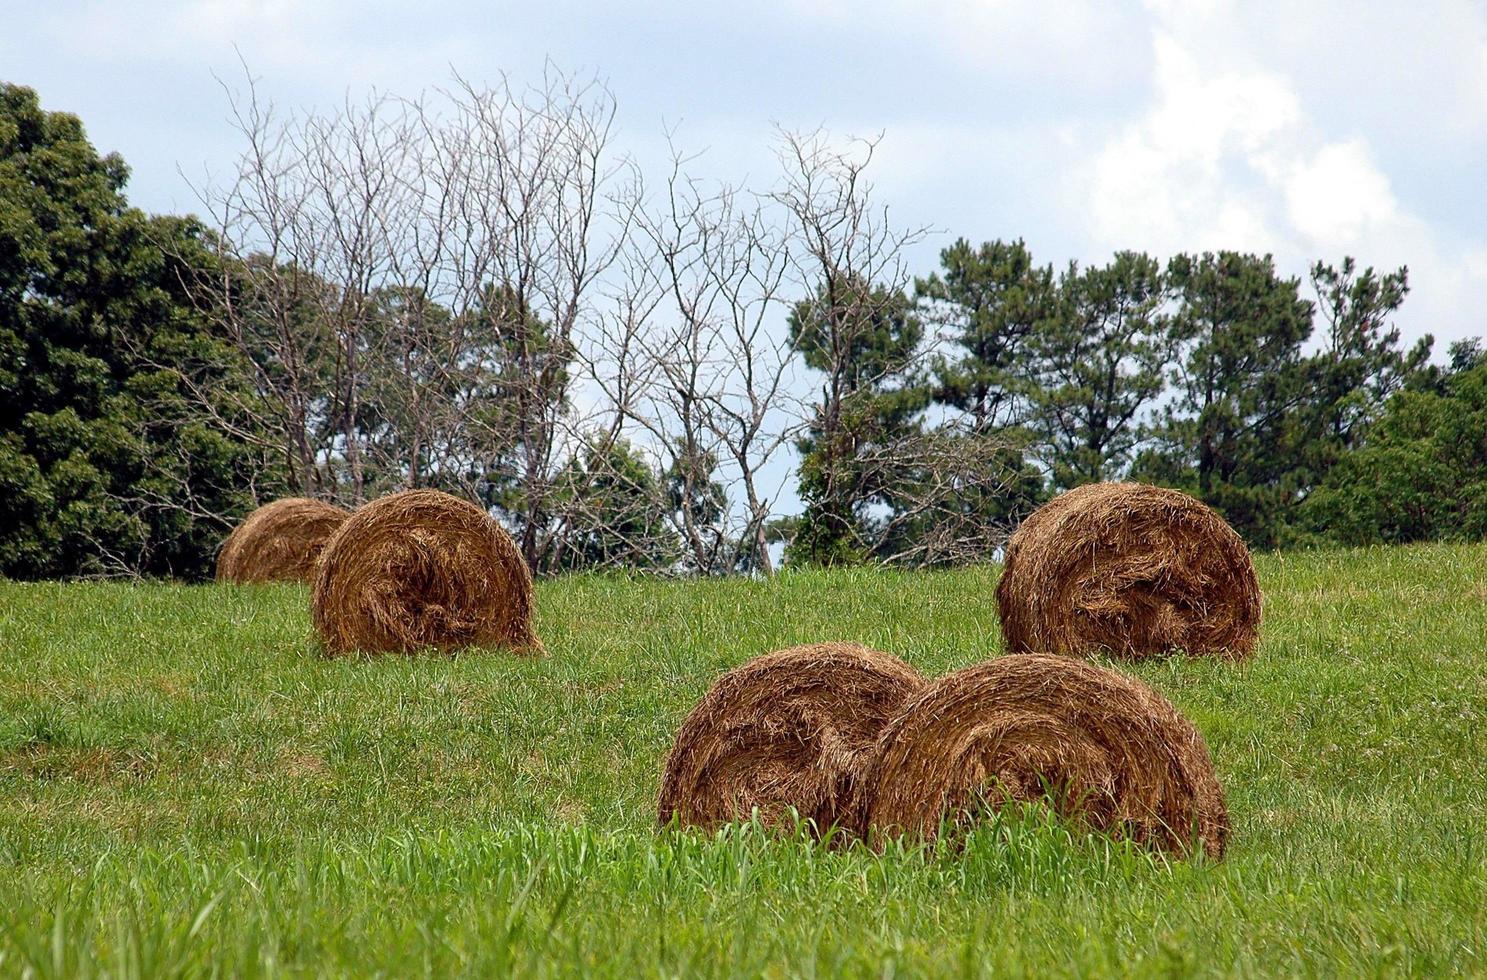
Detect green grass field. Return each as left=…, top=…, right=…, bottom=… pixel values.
left=2, top=545, right=1486, bottom=977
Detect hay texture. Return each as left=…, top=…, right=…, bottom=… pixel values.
left=657, top=642, right=926, bottom=838
left=861, top=653, right=1229, bottom=859
left=310, top=489, right=540, bottom=656
left=216, top=498, right=349, bottom=584
left=996, top=482, right=1261, bottom=659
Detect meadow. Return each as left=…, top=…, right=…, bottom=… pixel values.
left=1, top=544, right=1485, bottom=977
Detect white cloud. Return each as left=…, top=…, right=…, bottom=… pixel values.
left=8, top=0, right=1487, bottom=347
left=1283, top=140, right=1397, bottom=246
left=1250, top=0, right=1487, bottom=148
left=1080, top=15, right=1487, bottom=345
left=1086, top=33, right=1297, bottom=254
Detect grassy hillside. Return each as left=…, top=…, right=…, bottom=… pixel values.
left=2, top=546, right=1485, bottom=976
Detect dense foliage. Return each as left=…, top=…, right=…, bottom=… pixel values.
left=1300, top=342, right=1487, bottom=544
left=0, top=84, right=270, bottom=579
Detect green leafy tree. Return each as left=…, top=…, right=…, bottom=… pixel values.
left=1447, top=338, right=1487, bottom=373
left=462, top=283, right=573, bottom=567
left=1134, top=252, right=1314, bottom=546
left=1404, top=339, right=1486, bottom=396
left=549, top=437, right=681, bottom=573
left=1301, top=352, right=1487, bottom=544
left=664, top=444, right=730, bottom=574
left=356, top=285, right=473, bottom=495
left=0, top=84, right=271, bottom=579
left=1030, top=251, right=1170, bottom=488
left=916, top=238, right=1055, bottom=431
left=786, top=275, right=929, bottom=565
left=1305, top=258, right=1430, bottom=471
left=906, top=239, right=1052, bottom=555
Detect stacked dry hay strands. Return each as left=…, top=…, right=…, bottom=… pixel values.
left=657, top=642, right=925, bottom=838
left=311, top=488, right=541, bottom=657
left=216, top=498, right=349, bottom=584
left=860, top=653, right=1229, bottom=859
left=996, top=481, right=1261, bottom=659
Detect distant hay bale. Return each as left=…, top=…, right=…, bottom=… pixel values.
left=657, top=642, right=926, bottom=838
left=310, top=489, right=540, bottom=657
left=861, top=653, right=1229, bottom=859
left=215, top=498, right=349, bottom=584
left=996, top=482, right=1261, bottom=659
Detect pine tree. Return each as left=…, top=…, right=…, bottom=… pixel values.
left=1135, top=252, right=1314, bottom=546
left=1030, top=251, right=1170, bottom=488
left=786, top=275, right=929, bottom=565
left=916, top=238, right=1055, bottom=431
left=1305, top=258, right=1430, bottom=471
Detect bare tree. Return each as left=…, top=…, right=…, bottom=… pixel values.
left=187, top=65, right=636, bottom=571
left=428, top=68, right=634, bottom=568
left=183, top=74, right=334, bottom=496
left=692, top=188, right=800, bottom=575
left=863, top=422, right=1038, bottom=565
left=184, top=70, right=436, bottom=502
left=590, top=142, right=803, bottom=575
left=179, top=69, right=1031, bottom=576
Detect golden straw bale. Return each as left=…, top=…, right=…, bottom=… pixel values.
left=997, top=482, right=1261, bottom=659
left=311, top=489, right=540, bottom=657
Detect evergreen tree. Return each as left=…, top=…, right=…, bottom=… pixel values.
left=1030, top=251, right=1170, bottom=488
left=664, top=443, right=730, bottom=574
left=786, top=275, right=929, bottom=565
left=916, top=238, right=1055, bottom=431
left=907, top=239, right=1052, bottom=554
left=463, top=282, right=573, bottom=565
left=0, top=84, right=270, bottom=579
left=356, top=285, right=470, bottom=494
left=1305, top=258, right=1430, bottom=471
left=1135, top=252, right=1314, bottom=546
left=550, top=437, right=681, bottom=573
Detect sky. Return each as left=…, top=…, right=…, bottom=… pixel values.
left=5, top=0, right=1487, bottom=351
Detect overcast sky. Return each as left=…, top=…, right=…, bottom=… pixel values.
left=6, top=0, right=1487, bottom=348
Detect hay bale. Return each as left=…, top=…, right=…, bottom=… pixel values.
left=996, top=481, right=1261, bottom=659
left=657, top=642, right=925, bottom=838
left=861, top=653, right=1229, bottom=859
left=310, top=488, right=540, bottom=656
left=215, top=498, right=349, bottom=584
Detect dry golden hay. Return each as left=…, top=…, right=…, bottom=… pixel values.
left=996, top=482, right=1261, bottom=659
left=310, top=488, right=541, bottom=657
left=860, top=653, right=1229, bottom=859
left=657, top=642, right=926, bottom=839
left=215, top=497, right=350, bottom=584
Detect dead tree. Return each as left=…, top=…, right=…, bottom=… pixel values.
left=188, top=73, right=436, bottom=503
left=189, top=67, right=631, bottom=570
left=429, top=68, right=633, bottom=569
left=591, top=143, right=803, bottom=575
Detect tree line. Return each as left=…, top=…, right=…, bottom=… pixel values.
left=4, top=77, right=1484, bottom=581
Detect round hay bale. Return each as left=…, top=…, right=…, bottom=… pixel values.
left=861, top=653, right=1229, bottom=859
left=215, top=498, right=350, bottom=584
left=996, top=482, right=1261, bottom=659
left=657, top=642, right=926, bottom=838
left=310, top=488, right=540, bottom=656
